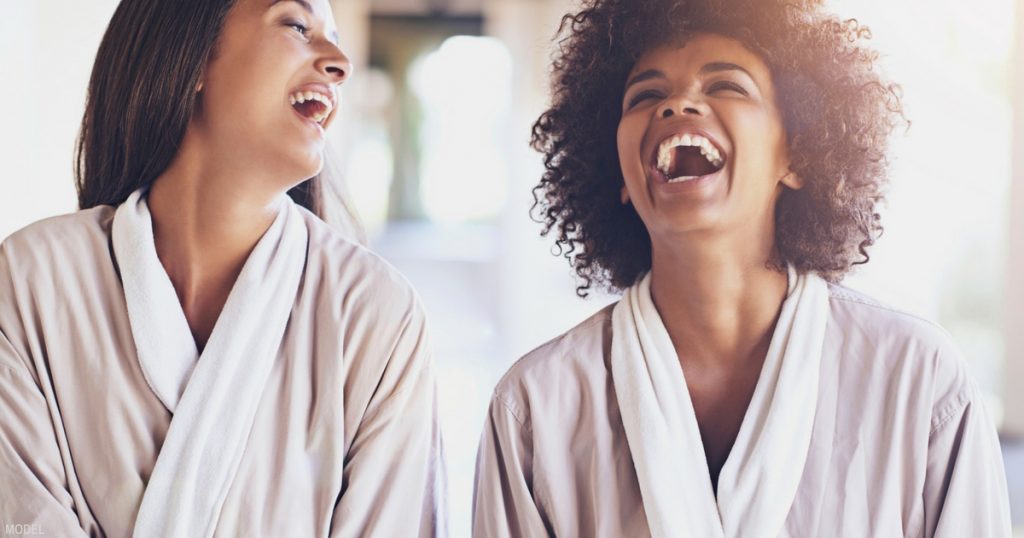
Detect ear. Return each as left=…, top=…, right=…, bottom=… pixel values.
left=195, top=66, right=207, bottom=93
left=620, top=185, right=631, bottom=204
left=780, top=168, right=803, bottom=190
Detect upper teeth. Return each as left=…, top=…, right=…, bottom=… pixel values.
left=656, top=133, right=724, bottom=176
left=289, top=90, right=334, bottom=124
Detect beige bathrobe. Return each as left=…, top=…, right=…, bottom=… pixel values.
left=0, top=201, right=446, bottom=537
left=474, top=278, right=1011, bottom=537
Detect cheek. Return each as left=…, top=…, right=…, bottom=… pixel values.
left=728, top=109, right=788, bottom=177
left=751, top=105, right=789, bottom=160
left=204, top=85, right=265, bottom=130
left=216, top=67, right=295, bottom=128
left=616, top=116, right=646, bottom=178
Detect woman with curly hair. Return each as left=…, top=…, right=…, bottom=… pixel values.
left=473, top=0, right=1010, bottom=536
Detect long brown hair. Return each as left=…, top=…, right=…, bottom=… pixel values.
left=75, top=0, right=361, bottom=237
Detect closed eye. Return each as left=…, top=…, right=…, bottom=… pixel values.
left=707, top=81, right=748, bottom=96
left=627, top=89, right=665, bottom=109
left=285, top=20, right=310, bottom=37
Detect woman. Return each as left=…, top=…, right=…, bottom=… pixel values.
left=0, top=0, right=445, bottom=536
left=473, top=0, right=1011, bottom=536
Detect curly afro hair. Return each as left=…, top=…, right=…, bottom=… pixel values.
left=531, top=0, right=905, bottom=296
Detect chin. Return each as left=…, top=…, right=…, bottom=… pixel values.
left=290, top=151, right=326, bottom=181
left=650, top=209, right=725, bottom=236
left=303, top=159, right=325, bottom=180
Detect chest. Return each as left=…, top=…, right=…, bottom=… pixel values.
left=684, top=364, right=762, bottom=486
left=35, top=316, right=352, bottom=536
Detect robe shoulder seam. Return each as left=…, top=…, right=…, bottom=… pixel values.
left=491, top=391, right=531, bottom=433
left=529, top=310, right=611, bottom=357
left=828, top=287, right=951, bottom=335
left=493, top=306, right=612, bottom=390
left=929, top=387, right=971, bottom=436
left=537, top=308, right=610, bottom=354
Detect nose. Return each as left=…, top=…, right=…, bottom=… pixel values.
left=658, top=92, right=707, bottom=119
left=317, top=43, right=352, bottom=85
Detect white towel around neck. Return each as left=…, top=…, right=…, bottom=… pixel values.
left=611, top=267, right=830, bottom=538
left=112, top=188, right=308, bottom=538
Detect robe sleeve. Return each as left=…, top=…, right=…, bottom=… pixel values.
left=0, top=247, right=88, bottom=538
left=329, top=297, right=447, bottom=538
left=923, top=382, right=1012, bottom=537
left=472, top=394, right=550, bottom=538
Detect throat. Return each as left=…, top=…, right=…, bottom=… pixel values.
left=179, top=290, right=231, bottom=353
left=168, top=261, right=246, bottom=353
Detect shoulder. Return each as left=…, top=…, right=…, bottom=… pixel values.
left=297, top=208, right=424, bottom=326
left=827, top=283, right=960, bottom=358
left=825, top=282, right=973, bottom=428
left=491, top=304, right=616, bottom=427
left=1, top=206, right=115, bottom=279
left=0, top=208, right=117, bottom=370
left=1, top=206, right=114, bottom=259
left=299, top=209, right=419, bottom=311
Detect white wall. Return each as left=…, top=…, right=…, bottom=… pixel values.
left=0, top=1, right=120, bottom=240
left=1007, top=0, right=1024, bottom=436
left=823, top=0, right=1015, bottom=425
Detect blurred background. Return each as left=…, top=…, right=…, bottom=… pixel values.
left=1, top=0, right=1022, bottom=535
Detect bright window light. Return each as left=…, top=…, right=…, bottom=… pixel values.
left=408, top=36, right=513, bottom=223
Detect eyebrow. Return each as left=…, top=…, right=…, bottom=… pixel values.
left=699, top=62, right=755, bottom=80
left=624, top=62, right=756, bottom=92
left=270, top=0, right=340, bottom=45
left=271, top=0, right=313, bottom=12
left=624, top=69, right=667, bottom=92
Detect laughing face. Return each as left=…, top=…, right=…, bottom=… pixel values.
left=617, top=33, right=801, bottom=244
left=194, top=0, right=350, bottom=189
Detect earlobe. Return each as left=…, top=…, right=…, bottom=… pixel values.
left=620, top=185, right=631, bottom=204
left=195, top=81, right=204, bottom=93
left=780, top=169, right=803, bottom=190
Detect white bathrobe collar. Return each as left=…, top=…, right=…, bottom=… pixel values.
left=112, top=189, right=198, bottom=412
left=112, top=188, right=309, bottom=537
left=611, top=267, right=830, bottom=538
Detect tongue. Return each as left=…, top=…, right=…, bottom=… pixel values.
left=668, top=146, right=718, bottom=178
left=294, top=100, right=325, bottom=120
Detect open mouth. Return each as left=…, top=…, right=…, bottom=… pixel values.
left=653, top=133, right=726, bottom=183
left=289, top=90, right=334, bottom=125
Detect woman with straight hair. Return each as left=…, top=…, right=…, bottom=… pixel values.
left=473, top=0, right=1011, bottom=536
left=0, top=0, right=445, bottom=536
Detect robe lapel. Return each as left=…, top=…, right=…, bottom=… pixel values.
left=112, top=189, right=198, bottom=412
left=611, top=268, right=829, bottom=538
left=112, top=188, right=309, bottom=538
left=715, top=267, right=829, bottom=537
left=611, top=272, right=724, bottom=538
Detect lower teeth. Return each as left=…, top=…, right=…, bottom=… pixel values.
left=667, top=175, right=698, bottom=183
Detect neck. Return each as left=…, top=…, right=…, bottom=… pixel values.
left=648, top=232, right=788, bottom=370
left=146, top=132, right=283, bottom=341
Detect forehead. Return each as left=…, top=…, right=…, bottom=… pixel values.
left=630, top=33, right=770, bottom=80
left=238, top=0, right=337, bottom=26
